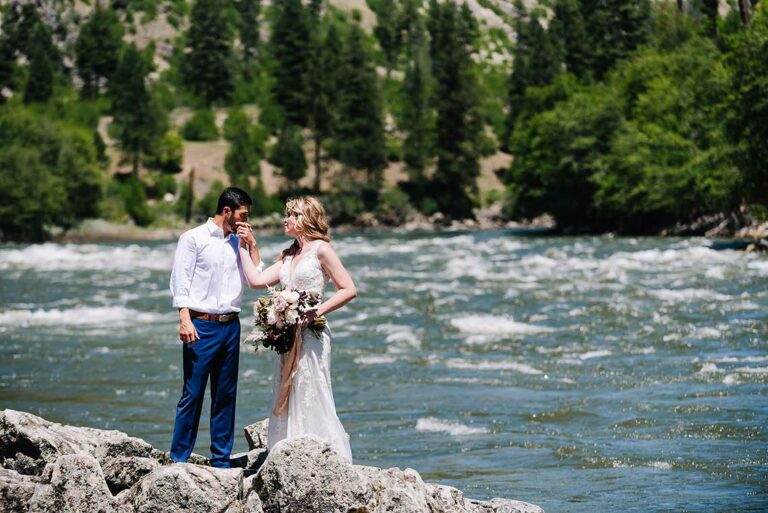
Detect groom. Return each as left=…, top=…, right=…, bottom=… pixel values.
left=169, top=187, right=263, bottom=467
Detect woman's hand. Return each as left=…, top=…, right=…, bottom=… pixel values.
left=301, top=308, right=319, bottom=329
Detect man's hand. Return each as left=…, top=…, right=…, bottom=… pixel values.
left=236, top=222, right=256, bottom=249
left=179, top=309, right=199, bottom=344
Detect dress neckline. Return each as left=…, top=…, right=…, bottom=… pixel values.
left=287, top=240, right=324, bottom=287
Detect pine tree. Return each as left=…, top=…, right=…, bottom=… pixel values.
left=2, top=3, right=42, bottom=60
left=270, top=123, right=307, bottom=187
left=0, top=37, right=14, bottom=98
left=225, top=112, right=269, bottom=213
left=184, top=0, right=235, bottom=106
left=700, top=0, right=719, bottom=39
left=23, top=23, right=57, bottom=104
left=110, top=44, right=167, bottom=176
left=306, top=19, right=341, bottom=192
left=428, top=1, right=483, bottom=219
left=75, top=4, right=124, bottom=99
left=580, top=0, right=652, bottom=79
left=401, top=20, right=434, bottom=183
left=505, top=4, right=560, bottom=143
left=233, top=0, right=261, bottom=70
left=374, top=0, right=402, bottom=78
left=270, top=0, right=312, bottom=126
left=550, top=0, right=591, bottom=79
left=333, top=24, right=387, bottom=192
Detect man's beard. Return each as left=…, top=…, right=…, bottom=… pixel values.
left=226, top=214, right=237, bottom=234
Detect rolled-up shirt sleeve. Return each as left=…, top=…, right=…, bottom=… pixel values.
left=170, top=232, right=197, bottom=308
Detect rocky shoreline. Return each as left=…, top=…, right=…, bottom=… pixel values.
left=50, top=206, right=556, bottom=244
left=39, top=206, right=768, bottom=251
left=0, top=409, right=544, bottom=513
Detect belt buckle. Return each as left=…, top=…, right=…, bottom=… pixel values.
left=220, top=313, right=236, bottom=323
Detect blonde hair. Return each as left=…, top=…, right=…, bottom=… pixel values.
left=280, top=196, right=331, bottom=261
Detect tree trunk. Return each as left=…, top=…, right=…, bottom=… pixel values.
left=313, top=134, right=322, bottom=193
left=738, top=0, right=751, bottom=26
left=186, top=168, right=195, bottom=223
left=677, top=0, right=684, bottom=13
left=132, top=152, right=140, bottom=177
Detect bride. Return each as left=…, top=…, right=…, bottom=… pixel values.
left=236, top=196, right=355, bottom=462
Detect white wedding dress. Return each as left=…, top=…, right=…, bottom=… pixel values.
left=267, top=240, right=352, bottom=462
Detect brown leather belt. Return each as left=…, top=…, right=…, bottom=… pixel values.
left=190, top=310, right=239, bottom=323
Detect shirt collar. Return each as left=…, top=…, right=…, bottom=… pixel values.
left=206, top=218, right=229, bottom=239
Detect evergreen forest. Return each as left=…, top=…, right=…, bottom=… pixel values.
left=0, top=0, right=765, bottom=240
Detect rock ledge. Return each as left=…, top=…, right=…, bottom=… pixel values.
left=0, top=409, right=543, bottom=513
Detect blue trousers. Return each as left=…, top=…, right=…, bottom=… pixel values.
left=170, top=318, right=240, bottom=468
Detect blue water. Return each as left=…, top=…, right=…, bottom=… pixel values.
left=1, top=231, right=766, bottom=512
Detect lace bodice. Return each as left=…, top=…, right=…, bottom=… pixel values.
left=278, top=240, right=329, bottom=296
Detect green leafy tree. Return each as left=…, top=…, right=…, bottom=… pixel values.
left=726, top=4, right=768, bottom=206
left=118, top=174, right=154, bottom=226
left=110, top=43, right=168, bottom=176
left=506, top=84, right=623, bottom=228
left=270, top=0, right=311, bottom=125
left=75, top=4, right=124, bottom=99
left=0, top=106, right=103, bottom=240
left=184, top=0, right=235, bottom=105
left=333, top=24, right=387, bottom=196
left=504, top=34, right=740, bottom=233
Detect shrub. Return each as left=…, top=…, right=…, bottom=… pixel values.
left=181, top=109, right=219, bottom=141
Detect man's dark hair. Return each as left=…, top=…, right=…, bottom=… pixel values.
left=216, top=187, right=252, bottom=214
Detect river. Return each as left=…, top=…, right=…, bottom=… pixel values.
left=1, top=230, right=766, bottom=512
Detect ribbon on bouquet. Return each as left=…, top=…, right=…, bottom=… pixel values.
left=273, top=324, right=304, bottom=416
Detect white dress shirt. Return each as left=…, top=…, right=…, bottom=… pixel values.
left=170, top=218, right=263, bottom=314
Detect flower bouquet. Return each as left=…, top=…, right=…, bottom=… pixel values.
left=244, top=287, right=326, bottom=354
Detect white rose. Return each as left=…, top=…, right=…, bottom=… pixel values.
left=285, top=309, right=299, bottom=325
left=267, top=311, right=277, bottom=325
left=276, top=318, right=284, bottom=329
left=285, top=290, right=300, bottom=304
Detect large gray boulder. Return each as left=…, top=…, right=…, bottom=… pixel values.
left=28, top=454, right=116, bottom=513
left=128, top=463, right=242, bottom=513
left=102, top=456, right=161, bottom=495
left=255, top=437, right=371, bottom=512
left=356, top=465, right=438, bottom=512
left=0, top=409, right=158, bottom=476
left=426, top=484, right=543, bottom=513
left=0, top=467, right=39, bottom=513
